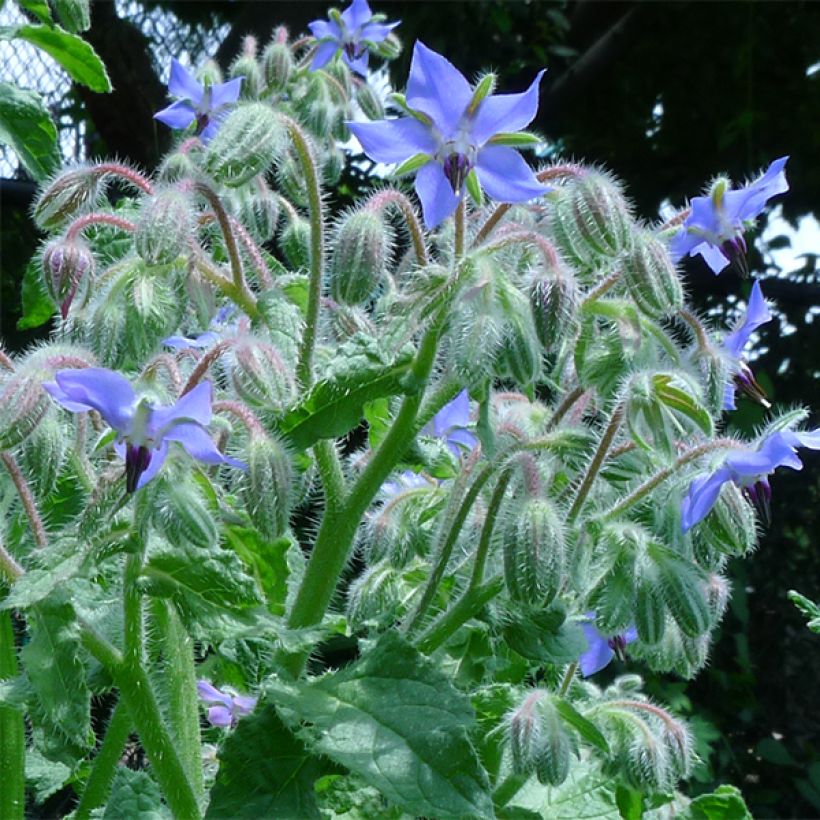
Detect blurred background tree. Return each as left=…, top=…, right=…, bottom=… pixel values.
left=2, top=2, right=819, bottom=816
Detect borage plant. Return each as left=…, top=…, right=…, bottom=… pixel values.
left=0, top=3, right=806, bottom=817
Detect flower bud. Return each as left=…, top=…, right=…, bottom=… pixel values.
left=197, top=60, right=223, bottom=87
left=154, top=479, right=218, bottom=549
left=347, top=561, right=403, bottom=627
left=242, top=434, right=293, bottom=540
left=278, top=214, right=311, bottom=271
left=530, top=273, right=578, bottom=352
left=452, top=310, right=502, bottom=386
left=262, top=41, right=293, bottom=92
left=502, top=497, right=565, bottom=606
left=330, top=210, right=391, bottom=305
left=508, top=691, right=545, bottom=775
left=694, top=480, right=757, bottom=558
left=157, top=151, right=198, bottom=184
left=370, top=32, right=402, bottom=60
left=42, top=237, right=95, bottom=318
left=0, top=371, right=52, bottom=450
left=230, top=339, right=296, bottom=412
left=625, top=737, right=673, bottom=792
left=622, top=231, right=684, bottom=319
left=498, top=315, right=543, bottom=390
left=134, top=188, right=191, bottom=266
left=649, top=543, right=710, bottom=639
left=230, top=55, right=263, bottom=99
left=704, top=572, right=730, bottom=625
left=33, top=166, right=102, bottom=231
left=275, top=150, right=310, bottom=209
left=356, top=83, right=384, bottom=120
left=18, top=412, right=66, bottom=495
left=204, top=103, right=285, bottom=187
left=550, top=170, right=634, bottom=269
left=635, top=564, right=667, bottom=645
left=229, top=179, right=280, bottom=246
left=533, top=701, right=571, bottom=787
left=320, top=146, right=345, bottom=187
left=52, top=0, right=90, bottom=32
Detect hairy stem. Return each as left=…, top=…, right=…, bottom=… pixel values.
left=365, top=188, right=428, bottom=266
left=94, top=162, right=154, bottom=195
left=469, top=469, right=512, bottom=589
left=194, top=183, right=247, bottom=298
left=0, top=611, right=24, bottom=820
left=0, top=452, right=47, bottom=550
left=74, top=699, right=132, bottom=819
left=454, top=199, right=467, bottom=261
left=65, top=212, right=136, bottom=241
left=559, top=661, right=578, bottom=697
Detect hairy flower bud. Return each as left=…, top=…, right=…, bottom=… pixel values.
left=229, top=179, right=280, bottom=246
left=278, top=214, right=311, bottom=270
left=498, top=314, right=543, bottom=389
left=204, top=103, right=285, bottom=187
left=356, top=83, right=385, bottom=120
left=242, top=434, right=293, bottom=540
left=320, top=146, right=345, bottom=187
left=33, top=166, right=102, bottom=231
left=157, top=151, right=197, bottom=184
left=503, top=497, right=565, bottom=606
left=0, top=371, right=52, bottom=450
left=154, top=479, right=218, bottom=549
left=550, top=170, right=634, bottom=270
left=134, top=188, right=191, bottom=266
left=452, top=309, right=502, bottom=385
left=370, top=32, right=402, bottom=60
left=197, top=59, right=223, bottom=87
left=649, top=543, right=710, bottom=639
left=330, top=210, right=391, bottom=305
left=19, top=412, right=66, bottom=495
left=230, top=339, right=296, bottom=412
left=256, top=289, right=304, bottom=364
left=230, top=55, right=263, bottom=99
left=622, top=231, right=684, bottom=319
left=262, top=41, right=293, bottom=92
left=52, top=0, right=91, bottom=32
left=635, top=563, right=667, bottom=645
left=347, top=561, right=403, bottom=627
left=534, top=700, right=572, bottom=787
left=42, top=237, right=95, bottom=318
left=508, top=691, right=545, bottom=775
left=530, top=272, right=578, bottom=352
left=694, top=480, right=757, bottom=559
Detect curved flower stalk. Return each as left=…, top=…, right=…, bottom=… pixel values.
left=348, top=42, right=548, bottom=228
left=579, top=613, right=638, bottom=677
left=309, top=0, right=399, bottom=76
left=43, top=368, right=246, bottom=491
left=670, top=157, right=789, bottom=275
left=197, top=680, right=257, bottom=728
left=721, top=280, right=772, bottom=410
left=681, top=429, right=820, bottom=531
left=154, top=59, right=243, bottom=143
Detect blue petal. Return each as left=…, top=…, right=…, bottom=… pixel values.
left=154, top=100, right=196, bottom=131
left=210, top=77, right=243, bottom=110
left=723, top=156, right=789, bottom=223
left=311, top=40, right=341, bottom=71
left=431, top=390, right=470, bottom=437
left=475, top=145, right=548, bottom=203
left=723, top=281, right=771, bottom=358
left=470, top=70, right=545, bottom=146
left=446, top=428, right=477, bottom=457
left=309, top=19, right=341, bottom=40
left=199, top=118, right=221, bottom=144
left=693, top=240, right=731, bottom=274
left=167, top=58, right=203, bottom=104
left=785, top=428, right=820, bottom=451
left=207, top=705, right=233, bottom=727
left=414, top=161, right=461, bottom=229
left=360, top=20, right=400, bottom=42
left=348, top=117, right=436, bottom=164
left=681, top=467, right=732, bottom=532
left=197, top=680, right=233, bottom=707
left=723, top=382, right=737, bottom=412
left=46, top=368, right=136, bottom=432
left=136, top=441, right=168, bottom=489
left=343, top=50, right=370, bottom=76
left=579, top=622, right=614, bottom=677
left=406, top=42, right=472, bottom=138
left=164, top=422, right=246, bottom=470
left=342, top=0, right=373, bottom=31
left=148, top=381, right=214, bottom=437
left=726, top=433, right=802, bottom=477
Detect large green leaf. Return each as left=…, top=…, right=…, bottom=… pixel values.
left=21, top=601, right=92, bottom=751
left=0, top=82, right=59, bottom=180
left=206, top=704, right=328, bottom=819
left=223, top=527, right=292, bottom=616
left=502, top=607, right=587, bottom=664
left=14, top=24, right=111, bottom=92
left=103, top=768, right=169, bottom=819
left=1, top=553, right=83, bottom=610
left=684, top=785, right=752, bottom=820
left=278, top=335, right=413, bottom=450
left=266, top=631, right=494, bottom=819
left=17, top=258, right=56, bottom=330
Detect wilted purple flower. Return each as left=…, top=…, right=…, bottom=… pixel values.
left=43, top=368, right=245, bottom=491
left=681, top=429, right=820, bottom=532
left=670, top=157, right=789, bottom=275
left=154, top=59, right=243, bottom=143
left=579, top=613, right=638, bottom=677
left=423, top=389, right=476, bottom=457
left=197, top=680, right=257, bottom=728
left=721, top=280, right=772, bottom=410
left=164, top=305, right=238, bottom=351
left=348, top=42, right=547, bottom=228
left=381, top=469, right=431, bottom=498
left=309, top=0, right=399, bottom=76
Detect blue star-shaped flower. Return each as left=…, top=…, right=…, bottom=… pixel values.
left=348, top=42, right=548, bottom=228
left=197, top=680, right=256, bottom=728
left=154, top=59, right=243, bottom=143
left=309, top=0, right=399, bottom=76
left=579, top=612, right=638, bottom=677
left=671, top=157, right=789, bottom=275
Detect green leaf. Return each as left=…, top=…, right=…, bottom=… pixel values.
left=466, top=168, right=485, bottom=207
left=555, top=700, right=610, bottom=755
left=487, top=131, right=542, bottom=147
left=0, top=82, right=59, bottom=180
left=17, top=258, right=56, bottom=330
left=21, top=601, right=92, bottom=751
left=615, top=784, right=643, bottom=820
left=1, top=553, right=83, bottom=610
left=502, top=607, right=587, bottom=664
left=16, top=24, right=111, bottom=92
left=266, top=631, right=494, bottom=819
left=684, top=784, right=752, bottom=820
left=278, top=335, right=414, bottom=450
left=103, top=768, right=169, bottom=819
left=25, top=748, right=71, bottom=804
left=17, top=0, right=53, bottom=24
left=224, top=527, right=292, bottom=616
left=364, top=397, right=391, bottom=449
left=653, top=374, right=712, bottom=436
left=206, top=704, right=329, bottom=819
left=788, top=589, right=820, bottom=633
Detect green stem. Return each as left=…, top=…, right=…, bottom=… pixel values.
left=493, top=772, right=530, bottom=810
left=559, top=661, right=578, bottom=697
left=468, top=470, right=512, bottom=590
left=283, top=116, right=324, bottom=390
left=194, top=183, right=247, bottom=297
left=454, top=199, right=467, bottom=261
left=74, top=699, right=132, bottom=819
left=546, top=386, right=586, bottom=431
left=416, top=578, right=503, bottom=655
left=149, top=600, right=204, bottom=803
left=567, top=403, right=624, bottom=523
left=602, top=438, right=742, bottom=520
left=314, top=440, right=346, bottom=514
left=0, top=611, right=24, bottom=820
left=194, top=257, right=259, bottom=320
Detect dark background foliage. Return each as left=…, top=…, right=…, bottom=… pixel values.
left=2, top=2, right=819, bottom=816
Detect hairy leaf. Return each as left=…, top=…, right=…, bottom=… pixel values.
left=0, top=82, right=59, bottom=180
left=103, top=768, right=169, bottom=819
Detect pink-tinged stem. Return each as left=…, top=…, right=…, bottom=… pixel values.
left=66, top=213, right=136, bottom=242
left=660, top=207, right=691, bottom=231
left=0, top=350, right=14, bottom=371
left=0, top=453, right=47, bottom=550
left=365, top=189, right=428, bottom=266
left=213, top=400, right=266, bottom=438
left=93, top=162, right=154, bottom=195
left=180, top=340, right=235, bottom=396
